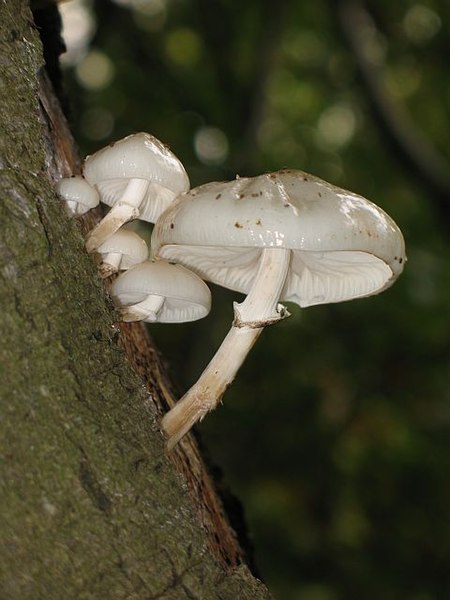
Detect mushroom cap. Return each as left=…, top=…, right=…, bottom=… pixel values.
left=110, top=260, right=211, bottom=323
left=56, top=176, right=99, bottom=215
left=152, top=169, right=406, bottom=307
left=97, top=229, right=149, bottom=269
left=83, top=132, right=190, bottom=222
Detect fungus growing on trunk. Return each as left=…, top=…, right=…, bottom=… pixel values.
left=83, top=132, right=189, bottom=252
left=96, top=229, right=148, bottom=279
left=110, top=260, right=211, bottom=323
left=152, top=169, right=406, bottom=448
left=56, top=175, right=99, bottom=215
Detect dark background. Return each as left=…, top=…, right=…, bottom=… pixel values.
left=59, top=1, right=450, bottom=597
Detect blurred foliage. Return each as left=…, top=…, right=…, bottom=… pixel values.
left=60, top=0, right=450, bottom=597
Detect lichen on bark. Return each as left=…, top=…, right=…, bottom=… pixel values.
left=0, top=1, right=272, bottom=598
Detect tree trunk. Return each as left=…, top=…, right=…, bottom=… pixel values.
left=0, top=2, right=271, bottom=598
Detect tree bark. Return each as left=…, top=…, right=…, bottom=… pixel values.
left=0, top=2, right=272, bottom=598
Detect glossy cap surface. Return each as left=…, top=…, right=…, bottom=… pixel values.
left=97, top=229, right=148, bottom=269
left=111, top=260, right=211, bottom=322
left=83, top=132, right=190, bottom=222
left=152, top=170, right=406, bottom=307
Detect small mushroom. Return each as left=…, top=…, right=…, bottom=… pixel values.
left=97, top=229, right=149, bottom=279
left=56, top=176, right=99, bottom=216
left=84, top=132, right=189, bottom=252
left=110, top=260, right=211, bottom=323
left=152, top=169, right=406, bottom=448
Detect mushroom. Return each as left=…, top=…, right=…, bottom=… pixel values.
left=83, top=132, right=190, bottom=252
left=55, top=175, right=99, bottom=216
left=151, top=169, right=406, bottom=448
left=110, top=260, right=211, bottom=323
left=96, top=229, right=149, bottom=278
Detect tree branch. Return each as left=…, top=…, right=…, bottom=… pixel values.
left=335, top=0, right=450, bottom=222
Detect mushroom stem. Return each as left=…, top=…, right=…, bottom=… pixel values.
left=161, top=247, right=291, bottom=449
left=162, top=325, right=263, bottom=449
left=86, top=178, right=150, bottom=252
left=234, top=247, right=292, bottom=326
left=120, top=294, right=165, bottom=322
left=99, top=252, right=123, bottom=278
left=66, top=200, right=80, bottom=215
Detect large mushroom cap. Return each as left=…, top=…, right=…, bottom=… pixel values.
left=83, top=132, right=190, bottom=222
left=110, top=260, right=211, bottom=323
left=152, top=169, right=406, bottom=307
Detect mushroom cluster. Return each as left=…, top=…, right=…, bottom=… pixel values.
left=55, top=132, right=209, bottom=327
left=84, top=132, right=190, bottom=252
left=56, top=134, right=406, bottom=450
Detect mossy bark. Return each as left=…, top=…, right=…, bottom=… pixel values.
left=0, top=2, right=272, bottom=598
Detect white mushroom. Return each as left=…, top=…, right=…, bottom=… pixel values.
left=110, top=260, right=211, bottom=323
left=84, top=132, right=189, bottom=252
left=96, top=229, right=149, bottom=279
left=152, top=169, right=406, bottom=448
left=56, top=176, right=99, bottom=216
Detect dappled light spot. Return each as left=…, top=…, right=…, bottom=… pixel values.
left=194, top=126, right=229, bottom=165
left=76, top=50, right=115, bottom=90
left=59, top=0, right=95, bottom=66
left=403, top=4, right=441, bottom=44
left=316, top=103, right=357, bottom=150
left=80, top=107, right=115, bottom=141
left=165, top=27, right=203, bottom=67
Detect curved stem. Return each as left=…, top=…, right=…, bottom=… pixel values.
left=161, top=247, right=291, bottom=449
left=234, top=246, right=292, bottom=326
left=85, top=178, right=149, bottom=252
left=120, top=294, right=165, bottom=322
left=162, top=325, right=263, bottom=449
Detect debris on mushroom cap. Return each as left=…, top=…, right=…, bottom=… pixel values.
left=83, top=132, right=190, bottom=223
left=157, top=169, right=407, bottom=448
left=56, top=176, right=99, bottom=215
left=97, top=229, right=149, bottom=278
left=110, top=260, right=211, bottom=323
left=152, top=169, right=406, bottom=307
